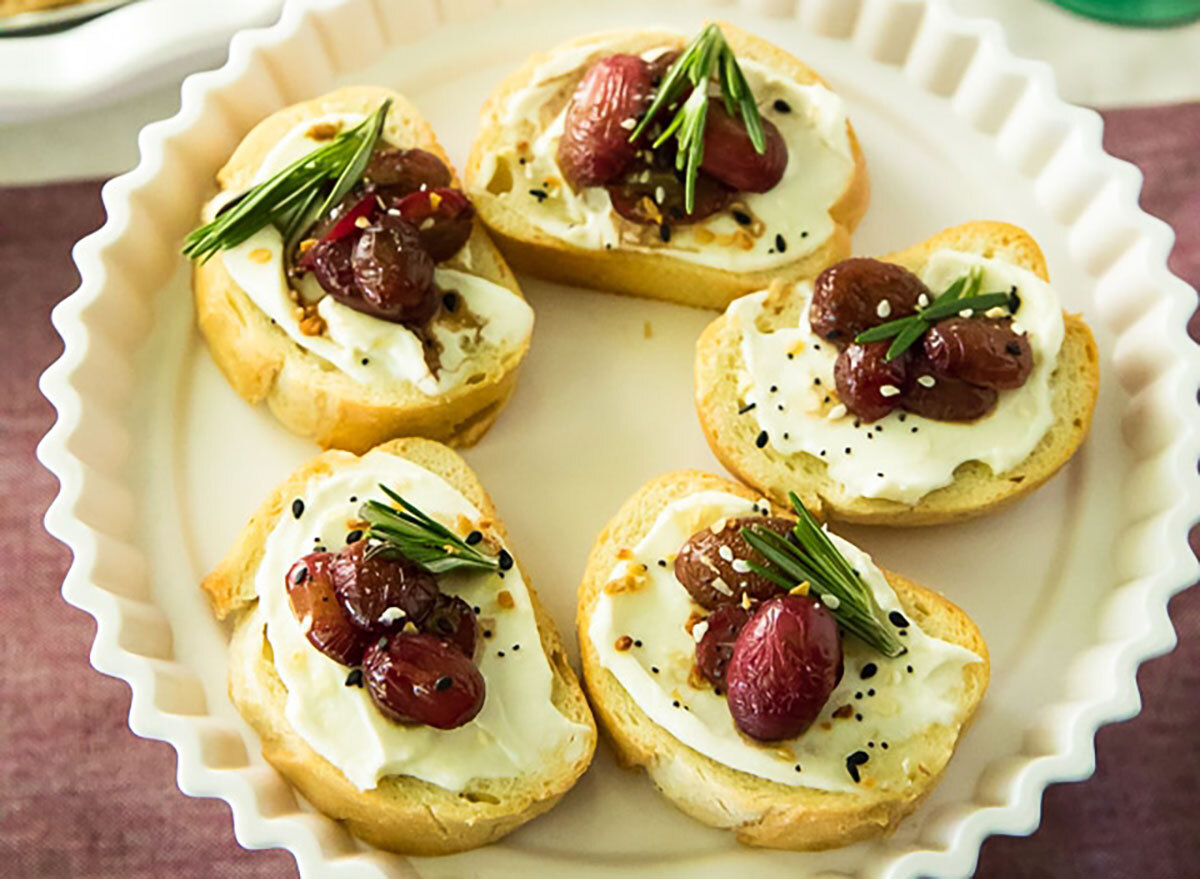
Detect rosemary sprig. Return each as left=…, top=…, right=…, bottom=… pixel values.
left=740, top=493, right=906, bottom=657
left=182, top=100, right=392, bottom=263
left=629, top=24, right=765, bottom=213
left=853, top=267, right=1016, bottom=361
left=359, top=485, right=507, bottom=575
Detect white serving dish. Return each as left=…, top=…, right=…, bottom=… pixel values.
left=0, top=0, right=282, bottom=123
left=37, top=0, right=1200, bottom=877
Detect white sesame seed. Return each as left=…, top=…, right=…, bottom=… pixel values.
left=917, top=375, right=936, bottom=388
left=1012, top=321, right=1026, bottom=335
left=711, top=577, right=733, bottom=596
left=619, top=117, right=638, bottom=130
left=692, top=620, right=709, bottom=643
left=985, top=306, right=1007, bottom=318
left=822, top=594, right=841, bottom=610
left=709, top=518, right=728, bottom=534
left=732, top=559, right=751, bottom=573
left=718, top=546, right=734, bottom=562
left=876, top=300, right=892, bottom=319
left=378, top=607, right=406, bottom=624
left=827, top=404, right=848, bottom=419
left=880, top=384, right=901, bottom=397
left=917, top=293, right=930, bottom=308
left=958, top=308, right=974, bottom=318
left=654, top=185, right=665, bottom=204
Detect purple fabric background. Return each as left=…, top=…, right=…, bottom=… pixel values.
left=2, top=103, right=1197, bottom=878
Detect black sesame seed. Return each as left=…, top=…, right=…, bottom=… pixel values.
left=889, top=610, right=910, bottom=628
left=651, top=666, right=660, bottom=674
left=867, top=688, right=875, bottom=696
left=345, top=529, right=363, bottom=544
left=855, top=692, right=863, bottom=700
left=732, top=209, right=752, bottom=226
left=657, top=559, right=667, bottom=568
left=853, top=419, right=861, bottom=428
left=313, top=545, right=326, bottom=553
left=672, top=700, right=681, bottom=708
left=769, top=384, right=778, bottom=393
left=813, top=377, right=822, bottom=386
left=291, top=498, right=305, bottom=519
left=435, top=675, right=453, bottom=691
left=881, top=742, right=889, bottom=749
left=794, top=764, right=802, bottom=772
left=443, top=292, right=459, bottom=312
left=529, top=188, right=549, bottom=202
left=775, top=233, right=787, bottom=253
left=361, top=358, right=369, bottom=366
left=773, top=98, right=791, bottom=113
left=755, top=430, right=769, bottom=449
left=349, top=496, right=357, bottom=503
left=344, top=669, right=363, bottom=688
left=819, top=449, right=826, bottom=457
left=634, top=640, right=642, bottom=647
left=484, top=630, right=493, bottom=639
left=714, top=687, right=722, bottom=696
left=801, top=230, right=809, bottom=238
left=465, top=530, right=483, bottom=545
left=846, top=750, right=869, bottom=782
left=814, top=343, right=820, bottom=350
left=911, top=426, right=919, bottom=433
left=498, top=549, right=514, bottom=570
left=659, top=223, right=672, bottom=242
left=473, top=606, right=481, bottom=614
left=782, top=432, right=789, bottom=440
left=868, top=741, right=875, bottom=748
left=877, top=472, right=884, bottom=478
left=512, top=644, right=520, bottom=651
left=738, top=401, right=757, bottom=415
left=898, top=413, right=906, bottom=422
left=497, top=651, right=505, bottom=657
left=855, top=713, right=863, bottom=721
left=860, top=663, right=877, bottom=680
left=844, top=447, right=852, bottom=455
left=900, top=629, right=908, bottom=637
left=907, top=665, right=914, bottom=673
left=787, top=353, right=794, bottom=360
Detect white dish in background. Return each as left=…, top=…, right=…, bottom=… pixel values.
left=0, top=0, right=282, bottom=122
left=36, top=0, right=1200, bottom=878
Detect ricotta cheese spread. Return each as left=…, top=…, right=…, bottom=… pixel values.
left=588, top=490, right=981, bottom=792
left=729, top=250, right=1066, bottom=504
left=216, top=113, right=533, bottom=396
left=253, top=449, right=591, bottom=792
left=475, top=34, right=855, bottom=272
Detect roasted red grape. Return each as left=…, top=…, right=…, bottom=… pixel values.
left=694, top=604, right=750, bottom=689
left=810, top=258, right=929, bottom=348
left=923, top=317, right=1032, bottom=390
left=700, top=103, right=787, bottom=193
left=391, top=187, right=475, bottom=262
left=421, top=593, right=478, bottom=659
left=674, top=515, right=793, bottom=609
left=833, top=341, right=909, bottom=422
left=285, top=553, right=369, bottom=667
left=725, top=595, right=843, bottom=742
left=328, top=541, right=439, bottom=634
left=607, top=165, right=732, bottom=226
left=557, top=54, right=654, bottom=188
left=348, top=214, right=437, bottom=325
left=308, top=235, right=359, bottom=302
left=365, top=147, right=452, bottom=197
left=902, top=354, right=998, bottom=421
left=363, top=633, right=485, bottom=729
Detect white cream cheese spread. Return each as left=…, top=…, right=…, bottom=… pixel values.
left=475, top=35, right=855, bottom=272
left=729, top=250, right=1066, bottom=504
left=216, top=114, right=533, bottom=396
left=252, top=449, right=591, bottom=792
left=588, top=490, right=981, bottom=792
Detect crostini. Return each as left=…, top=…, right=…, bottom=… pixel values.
left=465, top=22, right=868, bottom=309
left=188, top=87, right=533, bottom=453
left=577, top=470, right=988, bottom=849
left=202, top=437, right=596, bottom=855
left=696, top=221, right=1099, bottom=525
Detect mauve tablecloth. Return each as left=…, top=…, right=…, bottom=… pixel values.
left=2, top=104, right=1197, bottom=879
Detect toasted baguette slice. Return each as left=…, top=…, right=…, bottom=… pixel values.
left=202, top=437, right=596, bottom=855
left=194, top=86, right=531, bottom=454
left=577, top=470, right=989, bottom=850
left=464, top=22, right=868, bottom=310
left=696, top=221, right=1100, bottom=525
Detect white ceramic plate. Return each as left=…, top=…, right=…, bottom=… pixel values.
left=37, top=0, right=1200, bottom=877
left=0, top=0, right=282, bottom=122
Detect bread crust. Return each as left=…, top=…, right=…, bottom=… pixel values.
left=193, top=86, right=531, bottom=454
left=696, top=221, right=1101, bottom=525
left=202, top=437, right=597, bottom=855
left=576, top=470, right=989, bottom=849
left=464, top=22, right=868, bottom=310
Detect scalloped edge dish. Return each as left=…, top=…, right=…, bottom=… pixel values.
left=35, top=0, right=1200, bottom=877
